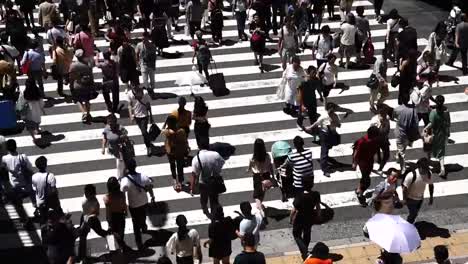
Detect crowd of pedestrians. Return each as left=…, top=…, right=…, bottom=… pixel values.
left=0, top=0, right=465, bottom=263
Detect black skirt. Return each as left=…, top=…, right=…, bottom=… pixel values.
left=253, top=172, right=271, bottom=200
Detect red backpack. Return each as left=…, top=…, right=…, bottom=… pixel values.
left=363, top=38, right=375, bottom=64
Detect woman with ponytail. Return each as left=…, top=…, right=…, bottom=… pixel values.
left=166, top=214, right=202, bottom=264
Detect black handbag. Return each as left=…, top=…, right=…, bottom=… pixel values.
left=391, top=71, right=400, bottom=88
left=134, top=91, right=160, bottom=141
left=197, top=153, right=226, bottom=195
left=366, top=74, right=379, bottom=90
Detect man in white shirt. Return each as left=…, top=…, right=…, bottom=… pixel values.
left=32, top=156, right=60, bottom=222
left=237, top=202, right=263, bottom=246
left=120, top=159, right=155, bottom=250
left=190, top=138, right=225, bottom=218
left=1, top=139, right=35, bottom=205
left=402, top=158, right=434, bottom=224
left=127, top=85, right=153, bottom=156
left=46, top=21, right=67, bottom=47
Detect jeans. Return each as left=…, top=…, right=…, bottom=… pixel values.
left=135, top=116, right=151, bottom=148
left=359, top=168, right=371, bottom=193
left=129, top=204, right=148, bottom=248
left=102, top=81, right=120, bottom=113
left=235, top=11, right=247, bottom=39
left=199, top=183, right=219, bottom=214
left=168, top=154, right=185, bottom=183
left=142, top=68, right=156, bottom=91
left=406, top=198, right=423, bottom=224
left=448, top=46, right=468, bottom=73
left=292, top=220, right=312, bottom=260
left=78, top=215, right=108, bottom=258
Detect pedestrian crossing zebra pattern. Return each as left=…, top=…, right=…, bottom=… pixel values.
left=1, top=0, right=468, bottom=258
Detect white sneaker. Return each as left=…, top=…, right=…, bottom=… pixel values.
left=296, top=124, right=303, bottom=131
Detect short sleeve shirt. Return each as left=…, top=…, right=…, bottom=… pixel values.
left=127, top=91, right=151, bottom=118
left=238, top=212, right=263, bottom=244
left=120, top=173, right=152, bottom=208
left=293, top=191, right=320, bottom=222
left=135, top=41, right=157, bottom=69
left=340, top=23, right=357, bottom=45
left=403, top=170, right=433, bottom=201
left=2, top=153, right=33, bottom=188
left=166, top=229, right=200, bottom=257
left=32, top=172, right=56, bottom=207
left=192, top=150, right=225, bottom=184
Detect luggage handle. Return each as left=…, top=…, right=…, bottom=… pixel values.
left=209, top=59, right=218, bottom=75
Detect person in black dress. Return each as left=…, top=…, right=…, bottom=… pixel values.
left=204, top=206, right=235, bottom=264
left=192, top=94, right=210, bottom=148
left=249, top=14, right=267, bottom=73
left=398, top=49, right=418, bottom=105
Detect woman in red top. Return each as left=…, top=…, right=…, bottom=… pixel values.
left=353, top=126, right=381, bottom=206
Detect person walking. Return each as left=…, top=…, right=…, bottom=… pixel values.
left=281, top=56, right=305, bottom=115
left=47, top=20, right=68, bottom=48
left=396, top=18, right=418, bottom=63
left=32, top=156, right=61, bottom=224
left=247, top=139, right=274, bottom=222
left=102, top=114, right=129, bottom=178
left=237, top=202, right=263, bottom=245
left=128, top=85, right=153, bottom=156
left=193, top=95, right=210, bottom=148
left=232, top=0, right=248, bottom=42
left=290, top=180, right=320, bottom=260
left=355, top=6, right=371, bottom=64
left=233, top=233, right=266, bottom=264
left=339, top=0, right=353, bottom=22
left=370, top=107, right=391, bottom=175
left=38, top=0, right=59, bottom=30
left=23, top=76, right=45, bottom=143
left=447, top=13, right=468, bottom=74
left=118, top=39, right=139, bottom=90
left=69, top=49, right=95, bottom=123
left=210, top=0, right=224, bottom=44
left=311, top=25, right=333, bottom=69
left=21, top=40, right=46, bottom=96
left=279, top=17, right=299, bottom=70
left=424, top=95, right=451, bottom=179
left=166, top=214, right=203, bottom=264
left=249, top=14, right=267, bottom=73
left=402, top=157, right=434, bottom=224
left=393, top=103, right=420, bottom=174
left=339, top=13, right=357, bottom=69
left=186, top=0, right=204, bottom=39
left=370, top=168, right=401, bottom=208
left=41, top=210, right=76, bottom=264
left=171, top=97, right=193, bottom=137
left=103, top=177, right=132, bottom=252
left=297, top=66, right=324, bottom=128
left=433, top=245, right=452, bottom=264
left=385, top=9, right=400, bottom=64
left=16, top=0, right=36, bottom=29
left=374, top=0, right=384, bottom=19
left=369, top=49, right=389, bottom=112
left=162, top=115, right=189, bottom=191
left=73, top=25, right=96, bottom=67
left=96, top=51, right=121, bottom=114
left=398, top=49, right=418, bottom=105
left=192, top=31, right=212, bottom=80
left=51, top=36, right=73, bottom=97
left=190, top=138, right=225, bottom=217
left=78, top=184, right=110, bottom=262
left=353, top=126, right=381, bottom=206
left=317, top=54, right=338, bottom=103
left=136, top=32, right=157, bottom=94
left=204, top=206, right=235, bottom=264
left=305, top=102, right=352, bottom=177
left=280, top=136, right=314, bottom=195
left=120, top=158, right=155, bottom=251
left=426, top=22, right=448, bottom=77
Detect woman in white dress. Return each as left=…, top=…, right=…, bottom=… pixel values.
left=280, top=56, right=305, bottom=115
left=23, top=79, right=45, bottom=142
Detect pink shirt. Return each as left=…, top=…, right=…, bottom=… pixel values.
left=74, top=32, right=94, bottom=58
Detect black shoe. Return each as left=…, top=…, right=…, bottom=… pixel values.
left=254, top=60, right=259, bottom=65
left=147, top=148, right=152, bottom=157
left=259, top=66, right=264, bottom=73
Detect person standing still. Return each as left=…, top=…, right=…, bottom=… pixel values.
left=447, top=13, right=468, bottom=75
left=136, top=32, right=157, bottom=94
left=120, top=159, right=155, bottom=251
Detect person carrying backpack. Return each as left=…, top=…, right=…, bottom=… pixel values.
left=118, top=39, right=139, bottom=90
left=136, top=32, right=157, bottom=94
left=192, top=31, right=212, bottom=80
left=69, top=49, right=95, bottom=123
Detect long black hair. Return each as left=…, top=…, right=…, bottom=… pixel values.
left=252, top=138, right=267, bottom=163
left=193, top=96, right=208, bottom=116
left=176, top=214, right=189, bottom=240
left=107, top=177, right=122, bottom=196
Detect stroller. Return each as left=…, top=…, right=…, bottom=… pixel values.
left=271, top=141, right=294, bottom=201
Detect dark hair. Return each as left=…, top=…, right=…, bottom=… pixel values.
left=166, top=115, right=178, bottom=130
left=387, top=168, right=400, bottom=177
left=303, top=177, right=314, bottom=192
left=321, top=25, right=331, bottom=34
left=326, top=53, right=336, bottom=61
left=252, top=138, right=267, bottom=163
left=103, top=50, right=112, bottom=60
left=157, top=256, right=173, bottom=264
left=55, top=36, right=65, bottom=47
left=435, top=95, right=445, bottom=111
left=84, top=184, right=96, bottom=197
left=30, top=39, right=40, bottom=50
left=373, top=191, right=394, bottom=211
left=240, top=201, right=252, bottom=216
left=377, top=106, right=388, bottom=117
left=388, top=9, right=399, bottom=19
left=107, top=177, right=122, bottom=196
left=293, top=136, right=304, bottom=149
left=81, top=24, right=90, bottom=32
left=35, top=156, right=47, bottom=172
left=242, top=232, right=256, bottom=247
left=325, top=102, right=337, bottom=111
left=311, top=242, right=329, bottom=259
left=434, top=21, right=447, bottom=37
left=434, top=245, right=449, bottom=262
left=346, top=13, right=356, bottom=25
left=178, top=96, right=187, bottom=106
left=367, top=126, right=380, bottom=139
left=307, top=66, right=317, bottom=75
left=398, top=18, right=409, bottom=27
left=356, top=6, right=365, bottom=16
left=212, top=205, right=224, bottom=220
left=106, top=114, right=117, bottom=125
left=142, top=31, right=150, bottom=39
left=417, top=157, right=430, bottom=170
left=291, top=56, right=301, bottom=64
left=6, top=139, right=16, bottom=152
left=176, top=214, right=189, bottom=240
left=193, top=96, right=208, bottom=116
left=379, top=250, right=402, bottom=264
left=126, top=158, right=137, bottom=173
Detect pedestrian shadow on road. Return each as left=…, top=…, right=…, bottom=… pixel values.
left=437, top=74, right=460, bottom=84
left=261, top=64, right=281, bottom=73
left=144, top=229, right=175, bottom=248
left=160, top=51, right=184, bottom=59
left=34, top=131, right=65, bottom=149
left=263, top=48, right=278, bottom=56
left=43, top=96, right=73, bottom=108
left=90, top=248, right=156, bottom=264
left=427, top=160, right=463, bottom=177
left=151, top=92, right=178, bottom=100
left=414, top=221, right=451, bottom=240
left=264, top=207, right=290, bottom=222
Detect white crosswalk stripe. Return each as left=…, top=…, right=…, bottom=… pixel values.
left=2, top=1, right=468, bottom=256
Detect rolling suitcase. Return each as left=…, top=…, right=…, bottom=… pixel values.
left=0, top=100, right=17, bottom=129
left=208, top=61, right=230, bottom=97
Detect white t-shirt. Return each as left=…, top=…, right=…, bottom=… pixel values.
left=166, top=229, right=200, bottom=257
left=340, top=23, right=357, bottom=46
left=318, top=62, right=337, bottom=86
left=2, top=153, right=33, bottom=188
left=403, top=169, right=433, bottom=201
left=315, top=34, right=333, bottom=60
left=32, top=172, right=56, bottom=207
left=127, top=91, right=151, bottom=118
left=280, top=26, right=297, bottom=49
left=239, top=211, right=263, bottom=245
left=192, top=150, right=225, bottom=184
left=315, top=113, right=341, bottom=132
left=120, top=173, right=152, bottom=208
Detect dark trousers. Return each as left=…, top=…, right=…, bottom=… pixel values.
left=406, top=198, right=423, bottom=224
left=317, top=59, right=328, bottom=69
left=78, top=216, right=108, bottom=258
left=135, top=116, right=151, bottom=148
left=359, top=168, right=371, bottom=193
left=198, top=62, right=209, bottom=79
left=292, top=221, right=312, bottom=260
left=194, top=121, right=210, bottom=148
left=448, top=47, right=468, bottom=73
left=319, top=130, right=336, bottom=173
left=176, top=256, right=194, bottom=264
left=326, top=0, right=335, bottom=17
left=109, top=212, right=127, bottom=248
left=418, top=113, right=430, bottom=127
left=235, top=11, right=247, bottom=39
left=129, top=204, right=148, bottom=248
left=374, top=0, right=384, bottom=16
left=189, top=21, right=202, bottom=38
left=168, top=155, right=185, bottom=182
left=199, top=183, right=219, bottom=213
left=271, top=4, right=285, bottom=33
left=102, top=81, right=120, bottom=113
left=56, top=75, right=64, bottom=95
left=297, top=105, right=317, bottom=127
left=377, top=140, right=390, bottom=171
left=23, top=9, right=35, bottom=28
left=257, top=8, right=272, bottom=34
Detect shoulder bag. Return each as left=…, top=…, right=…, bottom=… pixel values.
left=391, top=70, right=400, bottom=88
left=132, top=90, right=161, bottom=141
left=197, top=153, right=226, bottom=194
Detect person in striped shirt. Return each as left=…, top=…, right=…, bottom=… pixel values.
left=281, top=136, right=314, bottom=195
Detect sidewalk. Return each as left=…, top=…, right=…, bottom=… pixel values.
left=266, top=229, right=468, bottom=264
